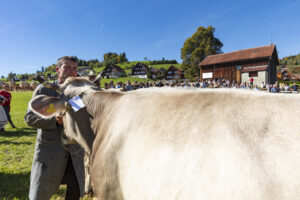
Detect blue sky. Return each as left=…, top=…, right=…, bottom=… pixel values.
left=0, top=0, right=299, bottom=77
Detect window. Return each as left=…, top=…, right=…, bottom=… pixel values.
left=235, top=65, right=242, bottom=70
left=249, top=71, right=258, bottom=77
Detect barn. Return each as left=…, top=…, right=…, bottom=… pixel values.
left=199, top=44, right=279, bottom=85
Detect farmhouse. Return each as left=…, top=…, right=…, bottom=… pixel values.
left=78, top=67, right=90, bottom=76
left=165, top=65, right=185, bottom=81
left=102, top=64, right=125, bottom=78
left=131, top=62, right=149, bottom=78
left=149, top=67, right=166, bottom=79
left=199, top=44, right=278, bottom=85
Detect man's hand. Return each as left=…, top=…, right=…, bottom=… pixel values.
left=55, top=115, right=63, bottom=125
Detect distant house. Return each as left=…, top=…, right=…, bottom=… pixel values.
left=199, top=44, right=279, bottom=85
left=78, top=67, right=90, bottom=76
left=148, top=67, right=166, bottom=79
left=165, top=65, right=185, bottom=81
left=132, top=63, right=149, bottom=78
left=102, top=64, right=125, bottom=78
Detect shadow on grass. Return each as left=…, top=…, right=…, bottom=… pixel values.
left=0, top=172, right=30, bottom=199
left=0, top=128, right=36, bottom=138
left=0, top=140, right=33, bottom=145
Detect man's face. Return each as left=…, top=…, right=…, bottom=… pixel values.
left=56, top=60, right=78, bottom=84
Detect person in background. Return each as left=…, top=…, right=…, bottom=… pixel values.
left=0, top=95, right=8, bottom=133
left=253, top=85, right=260, bottom=91
left=292, top=82, right=298, bottom=92
left=0, top=85, right=16, bottom=128
left=109, top=80, right=115, bottom=89
left=125, top=80, right=133, bottom=91
left=270, top=84, right=280, bottom=93
left=249, top=77, right=254, bottom=88
left=284, top=83, right=290, bottom=92
left=24, top=56, right=85, bottom=200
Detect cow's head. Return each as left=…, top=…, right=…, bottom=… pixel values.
left=29, top=75, right=102, bottom=155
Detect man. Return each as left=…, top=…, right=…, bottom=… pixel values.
left=24, top=56, right=85, bottom=200
left=292, top=82, right=298, bottom=92
left=249, top=77, right=254, bottom=88
left=270, top=84, right=280, bottom=93
left=0, top=84, right=16, bottom=129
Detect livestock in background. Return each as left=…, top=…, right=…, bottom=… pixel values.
left=28, top=77, right=300, bottom=200
left=20, top=81, right=30, bottom=91
left=30, top=82, right=38, bottom=91
left=9, top=80, right=16, bottom=91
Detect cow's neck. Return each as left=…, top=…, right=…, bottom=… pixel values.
left=83, top=90, right=123, bottom=155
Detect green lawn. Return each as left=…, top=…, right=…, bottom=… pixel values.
left=0, top=92, right=92, bottom=200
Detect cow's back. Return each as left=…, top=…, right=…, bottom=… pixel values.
left=92, top=88, right=300, bottom=200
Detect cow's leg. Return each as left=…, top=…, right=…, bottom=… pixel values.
left=84, top=153, right=94, bottom=195
left=91, top=148, right=124, bottom=200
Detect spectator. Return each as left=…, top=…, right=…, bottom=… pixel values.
left=249, top=77, right=254, bottom=88
left=270, top=84, right=280, bottom=93
left=225, top=79, right=230, bottom=87
left=267, top=83, right=272, bottom=92
left=253, top=85, right=260, bottom=91
left=0, top=84, right=16, bottom=128
left=125, top=80, right=133, bottom=91
left=292, top=82, right=298, bottom=92
left=115, top=82, right=122, bottom=89
left=104, top=83, right=109, bottom=89
left=109, top=80, right=115, bottom=89
left=260, top=82, right=266, bottom=89
left=156, top=80, right=164, bottom=87
left=0, top=95, right=8, bottom=133
left=284, top=83, right=290, bottom=92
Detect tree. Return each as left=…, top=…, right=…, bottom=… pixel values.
left=181, top=25, right=223, bottom=79
left=103, top=52, right=128, bottom=66
left=7, top=72, right=16, bottom=81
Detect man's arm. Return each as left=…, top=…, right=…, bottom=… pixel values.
left=24, top=85, right=58, bottom=129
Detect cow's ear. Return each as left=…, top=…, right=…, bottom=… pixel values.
left=29, top=95, right=65, bottom=118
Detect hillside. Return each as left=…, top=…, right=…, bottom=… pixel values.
left=82, top=61, right=182, bottom=74
left=279, top=54, right=300, bottom=66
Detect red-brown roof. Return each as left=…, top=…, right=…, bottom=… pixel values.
left=199, top=45, right=276, bottom=66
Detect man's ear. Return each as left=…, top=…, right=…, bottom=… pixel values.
left=29, top=95, right=65, bottom=118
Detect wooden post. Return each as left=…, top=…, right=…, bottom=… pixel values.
left=237, top=70, right=241, bottom=84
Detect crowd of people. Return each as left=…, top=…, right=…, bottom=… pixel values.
left=103, top=78, right=300, bottom=93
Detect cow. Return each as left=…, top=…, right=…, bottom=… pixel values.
left=20, top=81, right=30, bottom=91
left=30, top=82, right=38, bottom=91
left=28, top=76, right=300, bottom=200
left=9, top=80, right=16, bottom=91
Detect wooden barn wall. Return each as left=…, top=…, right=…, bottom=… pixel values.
left=200, top=58, right=269, bottom=82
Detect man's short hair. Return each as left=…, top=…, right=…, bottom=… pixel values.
left=56, top=56, right=78, bottom=68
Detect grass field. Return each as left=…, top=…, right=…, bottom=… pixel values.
left=0, top=92, right=91, bottom=200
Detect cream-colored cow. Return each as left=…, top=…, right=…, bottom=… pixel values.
left=29, top=77, right=300, bottom=200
